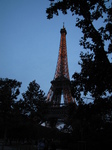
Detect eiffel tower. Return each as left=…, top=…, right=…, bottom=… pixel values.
left=47, top=25, right=74, bottom=106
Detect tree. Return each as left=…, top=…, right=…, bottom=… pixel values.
left=46, top=0, right=112, bottom=102
left=0, top=78, right=21, bottom=113
left=5, top=80, right=46, bottom=141
left=22, top=80, right=46, bottom=123
left=0, top=78, right=21, bottom=147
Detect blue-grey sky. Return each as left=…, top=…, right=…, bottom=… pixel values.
left=0, top=0, right=82, bottom=96
left=1, top=0, right=111, bottom=98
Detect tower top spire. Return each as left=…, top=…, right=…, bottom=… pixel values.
left=60, top=23, right=67, bottom=35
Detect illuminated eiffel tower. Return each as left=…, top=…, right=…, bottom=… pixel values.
left=47, top=25, right=74, bottom=106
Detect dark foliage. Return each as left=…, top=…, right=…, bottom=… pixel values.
left=21, top=80, right=46, bottom=123
left=0, top=78, right=46, bottom=142
left=0, top=78, right=22, bottom=142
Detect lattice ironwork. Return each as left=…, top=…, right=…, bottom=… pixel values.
left=47, top=25, right=74, bottom=105
left=54, top=26, right=69, bottom=80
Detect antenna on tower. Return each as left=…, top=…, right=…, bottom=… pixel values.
left=63, top=22, right=65, bottom=28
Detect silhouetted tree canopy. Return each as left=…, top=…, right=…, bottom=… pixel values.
left=0, top=78, right=21, bottom=140
left=46, top=0, right=112, bottom=103
left=0, top=78, right=47, bottom=141
left=22, top=80, right=46, bottom=123
left=0, top=78, right=21, bottom=115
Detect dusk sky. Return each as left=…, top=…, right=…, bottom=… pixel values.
left=0, top=0, right=83, bottom=97
left=0, top=0, right=110, bottom=98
